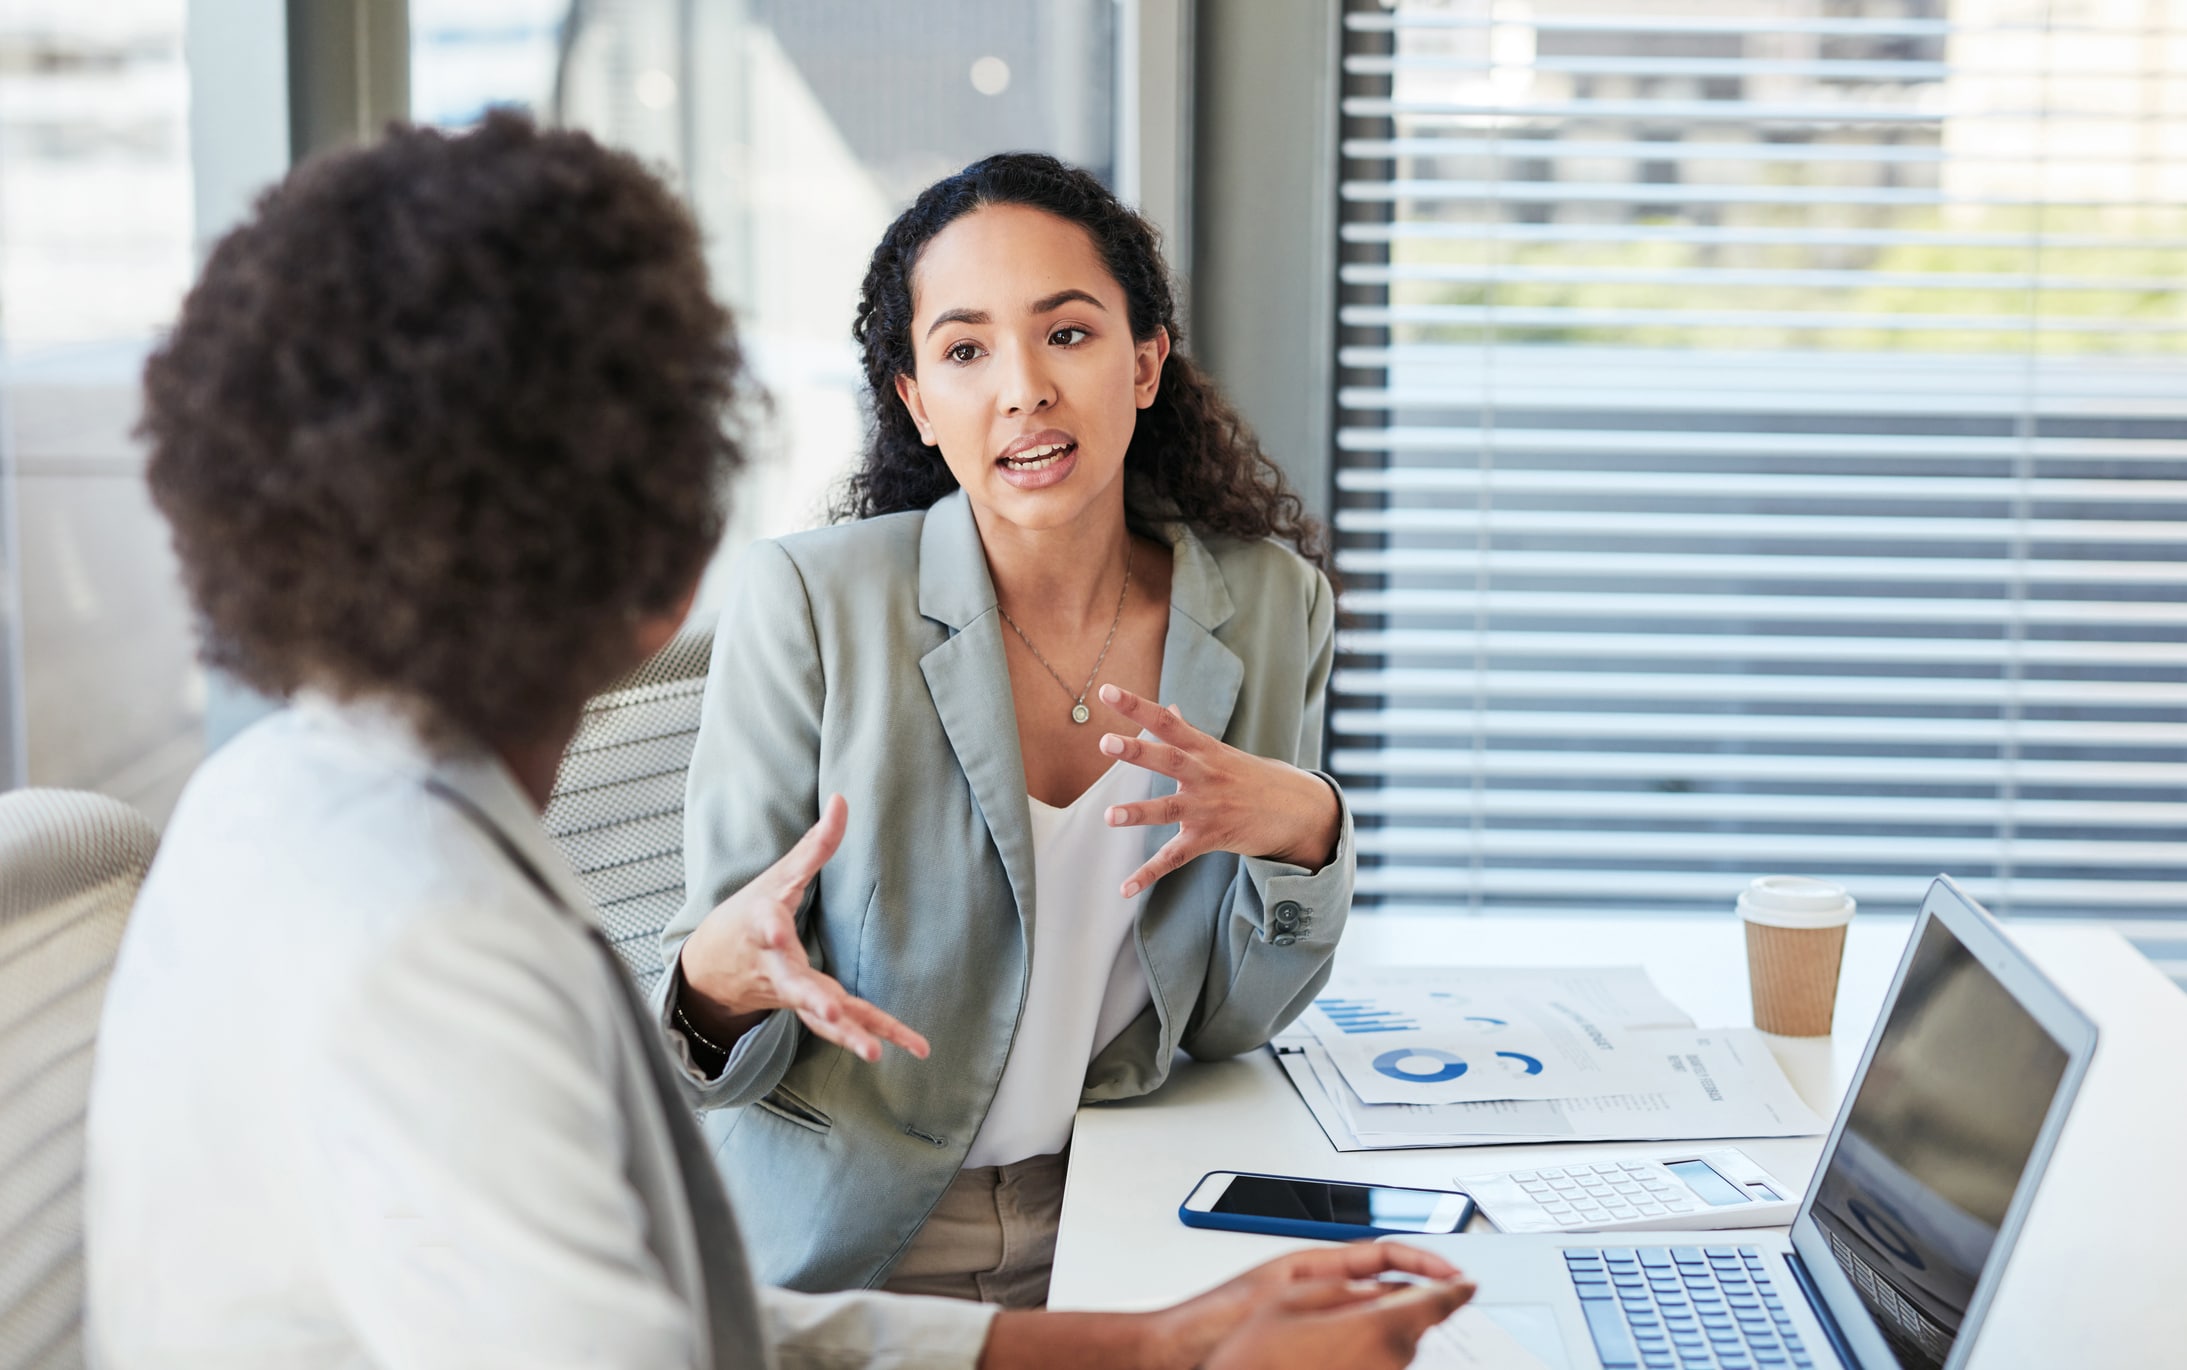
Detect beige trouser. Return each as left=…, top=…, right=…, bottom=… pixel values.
left=880, top=1150, right=1068, bottom=1308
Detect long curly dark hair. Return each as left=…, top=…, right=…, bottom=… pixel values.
left=838, top=152, right=1331, bottom=574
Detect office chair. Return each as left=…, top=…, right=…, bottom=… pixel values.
left=544, top=627, right=715, bottom=995
left=0, top=790, right=159, bottom=1370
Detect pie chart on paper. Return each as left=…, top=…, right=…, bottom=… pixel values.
left=1371, top=1047, right=1469, bottom=1083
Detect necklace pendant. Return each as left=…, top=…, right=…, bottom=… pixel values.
left=1071, top=702, right=1091, bottom=724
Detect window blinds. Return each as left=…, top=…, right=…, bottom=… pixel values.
left=1329, top=1, right=2187, bottom=923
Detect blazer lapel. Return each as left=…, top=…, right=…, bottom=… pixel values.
left=1137, top=526, right=1243, bottom=1041
left=913, top=499, right=1250, bottom=948
left=918, top=493, right=1039, bottom=943
left=425, top=749, right=604, bottom=924
left=412, top=745, right=769, bottom=1370
left=1155, top=523, right=1245, bottom=765
left=296, top=694, right=602, bottom=925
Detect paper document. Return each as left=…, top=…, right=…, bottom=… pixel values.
left=1307, top=967, right=1692, bottom=1106
left=1301, top=1041, right=1571, bottom=1141
left=1279, top=967, right=1828, bottom=1151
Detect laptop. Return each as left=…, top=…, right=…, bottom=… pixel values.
left=1407, top=876, right=2097, bottom=1370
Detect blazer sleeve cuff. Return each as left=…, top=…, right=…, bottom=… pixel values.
left=654, top=961, right=800, bottom=1110
left=1238, top=772, right=1356, bottom=948
left=760, top=1287, right=1000, bottom=1370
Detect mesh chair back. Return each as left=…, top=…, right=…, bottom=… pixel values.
left=544, top=628, right=714, bottom=994
left=0, top=790, right=158, bottom=1370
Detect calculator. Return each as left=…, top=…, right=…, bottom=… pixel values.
left=1453, top=1147, right=1802, bottom=1234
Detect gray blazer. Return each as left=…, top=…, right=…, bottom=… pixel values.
left=658, top=490, right=1356, bottom=1293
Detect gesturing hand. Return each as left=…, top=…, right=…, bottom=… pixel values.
left=675, top=795, right=929, bottom=1065
left=1094, top=683, right=1342, bottom=898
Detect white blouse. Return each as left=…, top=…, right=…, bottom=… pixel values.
left=961, top=761, right=1156, bottom=1168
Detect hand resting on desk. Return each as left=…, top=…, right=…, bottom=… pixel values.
left=1198, top=1248, right=1478, bottom=1370
left=978, top=1242, right=1477, bottom=1370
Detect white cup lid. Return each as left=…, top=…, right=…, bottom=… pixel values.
left=1737, top=875, right=1857, bottom=929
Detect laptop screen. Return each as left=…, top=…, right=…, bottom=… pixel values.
left=1807, top=915, right=2070, bottom=1370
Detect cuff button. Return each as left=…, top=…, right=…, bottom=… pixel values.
left=1271, top=932, right=1299, bottom=947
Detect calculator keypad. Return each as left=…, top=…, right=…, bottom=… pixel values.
left=1509, top=1163, right=1702, bottom=1228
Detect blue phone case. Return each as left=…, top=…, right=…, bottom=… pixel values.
left=1176, top=1170, right=1475, bottom=1241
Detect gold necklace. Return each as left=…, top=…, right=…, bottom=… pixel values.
left=996, top=544, right=1133, bottom=725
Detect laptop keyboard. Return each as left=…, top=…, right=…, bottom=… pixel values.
left=1565, top=1246, right=1815, bottom=1370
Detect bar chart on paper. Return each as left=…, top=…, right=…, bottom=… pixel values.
left=1315, top=997, right=1422, bottom=1034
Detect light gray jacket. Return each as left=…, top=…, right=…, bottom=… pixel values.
left=84, top=699, right=995, bottom=1370
left=657, top=490, right=1356, bottom=1293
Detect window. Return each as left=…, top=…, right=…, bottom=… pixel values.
left=0, top=0, right=201, bottom=818
left=413, top=0, right=1120, bottom=591
left=1330, top=1, right=2187, bottom=927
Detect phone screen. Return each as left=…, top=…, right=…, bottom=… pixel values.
left=1210, top=1175, right=1465, bottom=1233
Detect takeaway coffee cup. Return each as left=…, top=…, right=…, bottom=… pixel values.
left=1737, top=876, right=1856, bottom=1037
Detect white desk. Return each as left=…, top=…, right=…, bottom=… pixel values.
left=1051, top=913, right=2187, bottom=1368
left=1050, top=913, right=1913, bottom=1312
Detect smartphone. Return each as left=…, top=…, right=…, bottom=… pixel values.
left=1178, top=1170, right=1477, bottom=1241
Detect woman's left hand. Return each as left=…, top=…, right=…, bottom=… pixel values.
left=1096, top=682, right=1342, bottom=898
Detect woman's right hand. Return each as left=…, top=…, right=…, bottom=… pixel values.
left=675, top=794, right=930, bottom=1064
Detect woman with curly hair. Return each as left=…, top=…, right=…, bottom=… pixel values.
left=664, top=153, right=1358, bottom=1305
left=81, top=118, right=1471, bottom=1368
